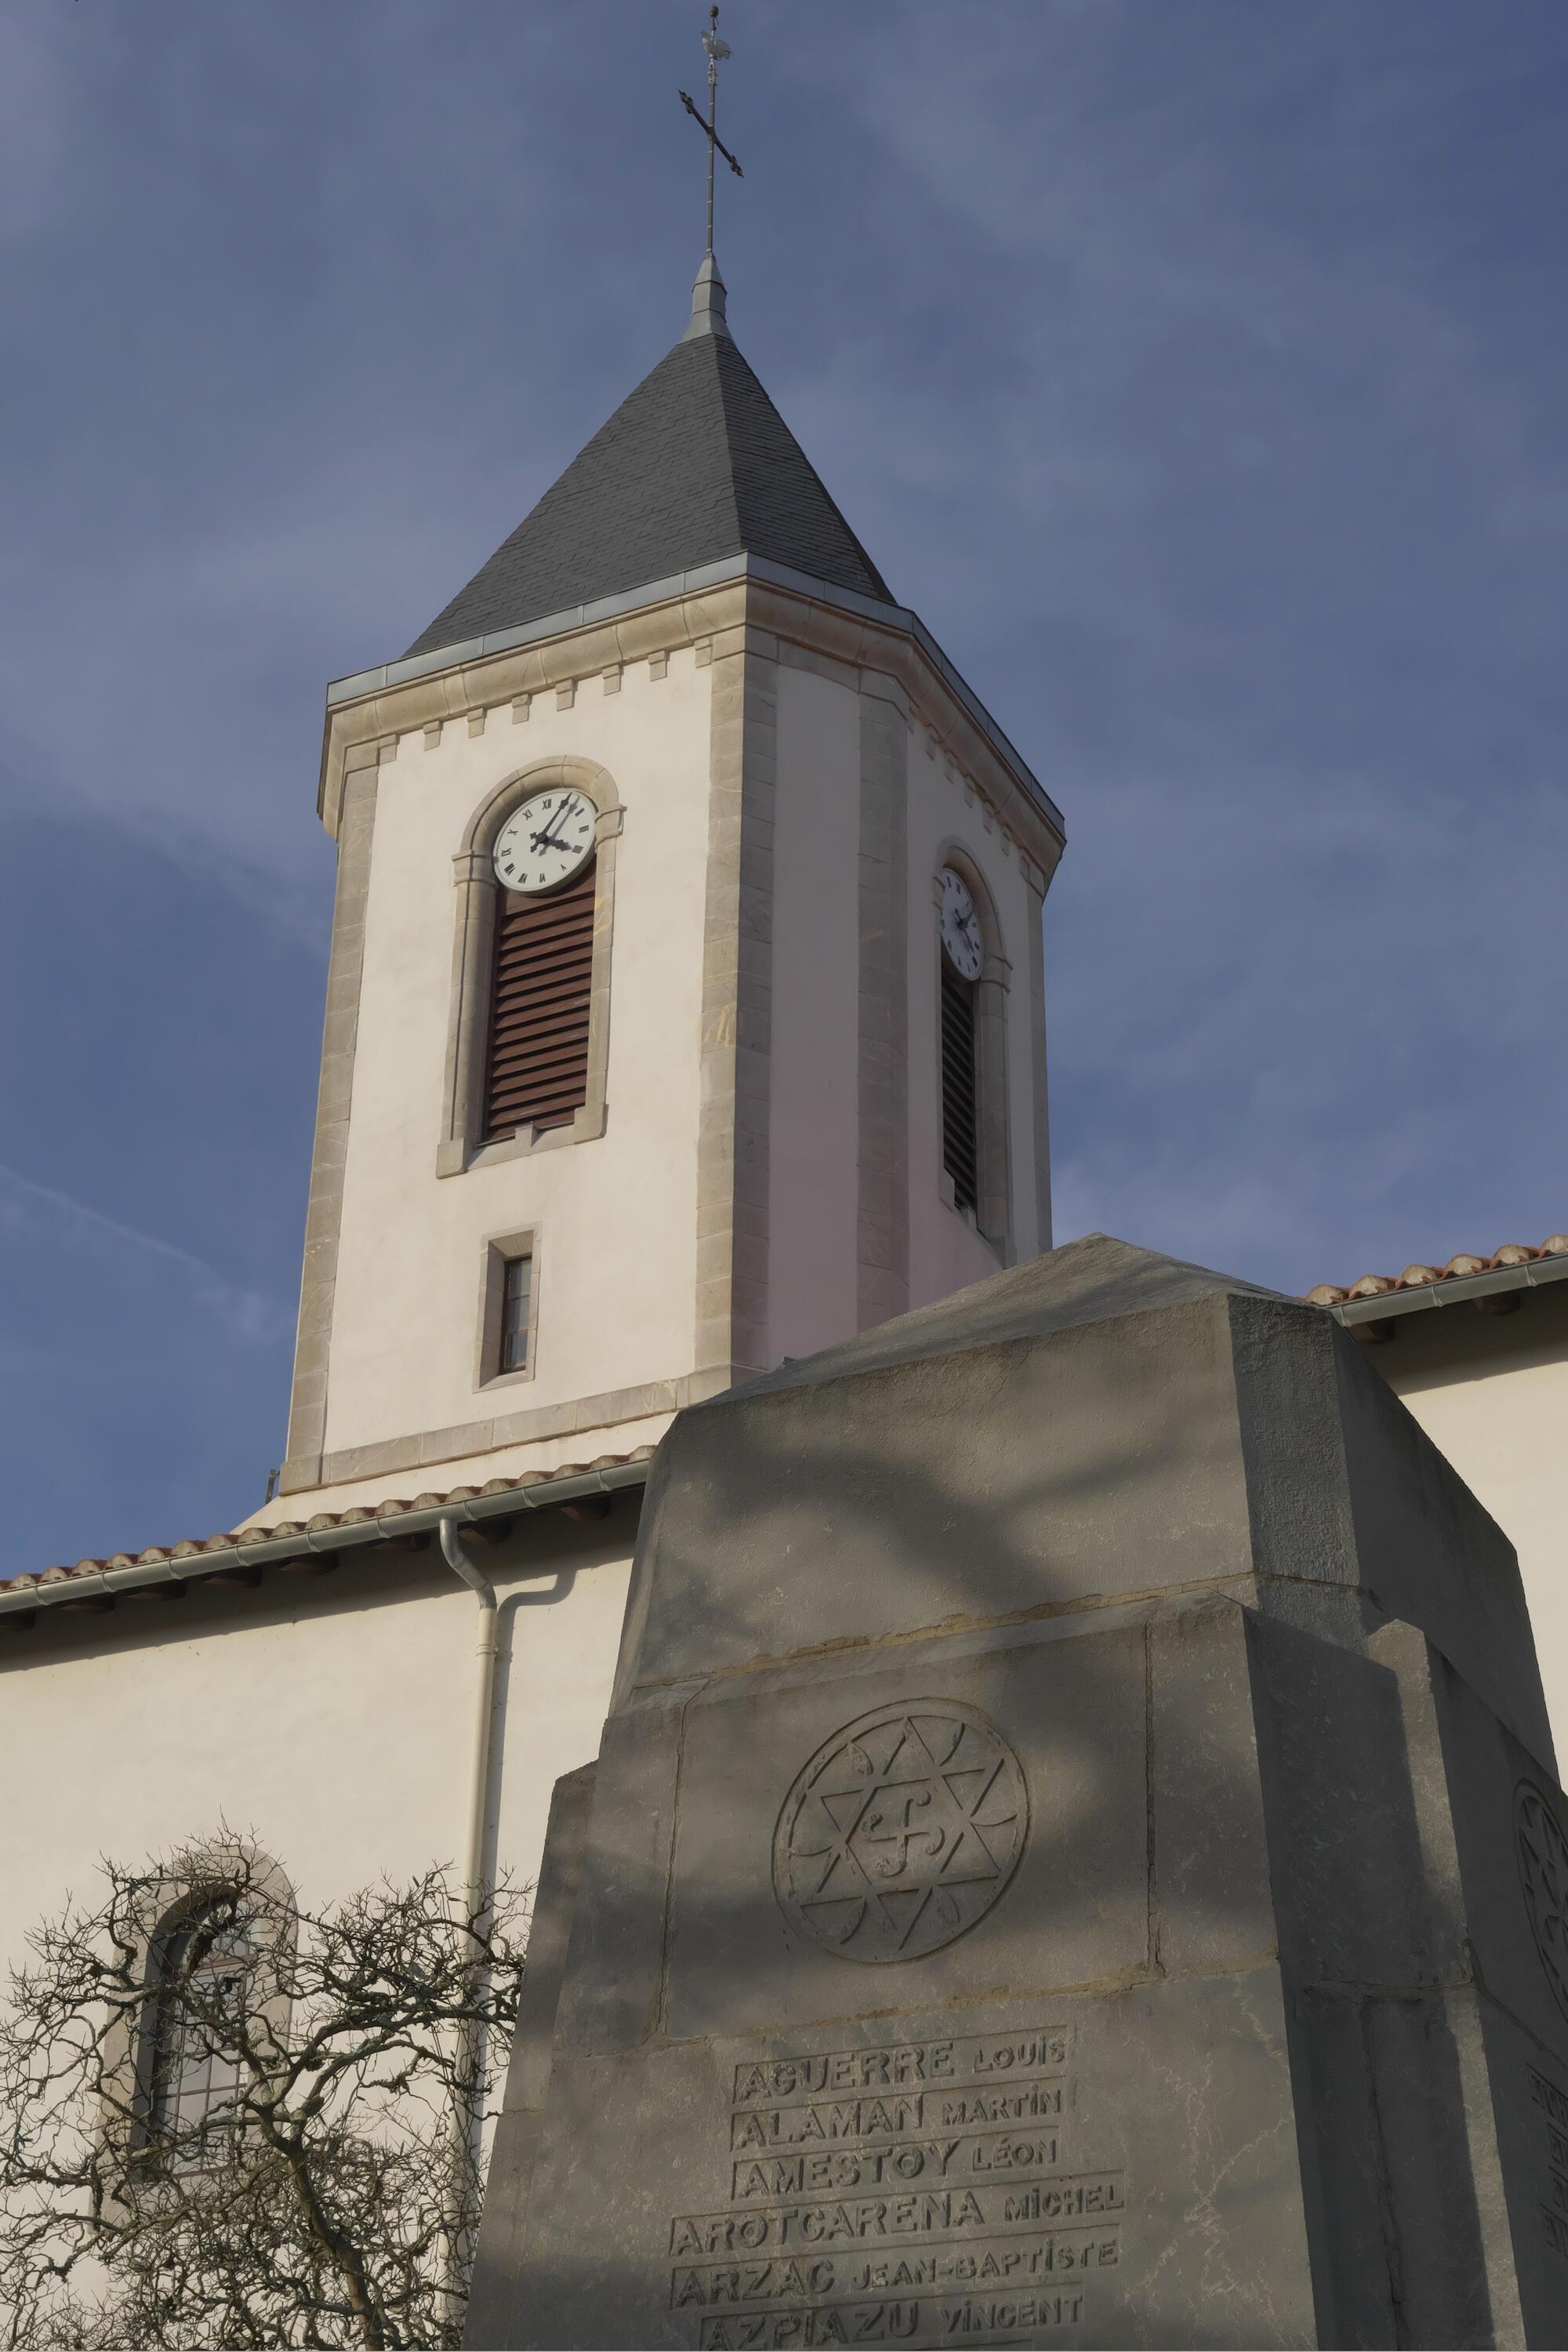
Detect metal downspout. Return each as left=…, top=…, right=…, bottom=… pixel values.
left=437, top=1515, right=500, bottom=2321
left=438, top=1516, right=500, bottom=1934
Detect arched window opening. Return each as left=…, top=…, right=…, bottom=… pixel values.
left=938, top=864, right=984, bottom=1216
left=935, top=858, right=1012, bottom=1252
left=484, top=855, right=597, bottom=1142
left=940, top=958, right=979, bottom=1214
left=440, top=757, right=622, bottom=1175
left=143, top=1892, right=255, bottom=2171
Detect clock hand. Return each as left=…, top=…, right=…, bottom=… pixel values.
left=531, top=801, right=577, bottom=852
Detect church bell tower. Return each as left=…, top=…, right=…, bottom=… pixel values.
left=270, top=256, right=1065, bottom=1516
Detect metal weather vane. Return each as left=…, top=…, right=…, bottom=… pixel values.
left=679, top=5, right=742, bottom=256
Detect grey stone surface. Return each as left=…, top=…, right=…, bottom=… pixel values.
left=473, top=1233, right=1568, bottom=2346
left=661, top=1629, right=1149, bottom=2044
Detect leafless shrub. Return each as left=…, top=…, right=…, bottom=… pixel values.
left=0, top=1835, right=525, bottom=2350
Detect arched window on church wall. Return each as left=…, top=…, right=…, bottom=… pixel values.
left=137, top=1887, right=256, bottom=2171
left=935, top=851, right=1013, bottom=1257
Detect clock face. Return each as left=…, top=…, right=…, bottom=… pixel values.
left=939, top=868, right=983, bottom=981
left=492, top=789, right=597, bottom=895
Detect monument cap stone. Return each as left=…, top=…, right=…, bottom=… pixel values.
left=724, top=1232, right=1283, bottom=1395
left=615, top=1234, right=1548, bottom=1764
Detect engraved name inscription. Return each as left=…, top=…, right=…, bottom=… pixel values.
left=1516, top=1781, right=1568, bottom=2026
left=695, top=2293, right=1087, bottom=2347
left=1527, top=2063, right=1568, bottom=2260
left=674, top=2028, right=1123, bottom=2346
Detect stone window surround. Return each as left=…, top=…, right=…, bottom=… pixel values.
left=436, top=757, right=623, bottom=1180
left=97, top=1843, right=297, bottom=2164
left=932, top=840, right=1013, bottom=1261
left=475, top=1223, right=541, bottom=1393
left=281, top=762, right=376, bottom=1494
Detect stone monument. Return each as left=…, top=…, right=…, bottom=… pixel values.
left=466, top=1235, right=1568, bottom=2348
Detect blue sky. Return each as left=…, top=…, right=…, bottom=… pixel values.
left=4, top=0, right=1566, bottom=1569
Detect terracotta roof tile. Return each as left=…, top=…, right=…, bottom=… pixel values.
left=2, top=1450, right=656, bottom=1603
left=1305, top=1234, right=1568, bottom=1308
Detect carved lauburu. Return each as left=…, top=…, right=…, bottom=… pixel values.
left=771, top=1702, right=1029, bottom=1965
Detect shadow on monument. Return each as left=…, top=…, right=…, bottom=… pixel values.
left=467, top=1236, right=1568, bottom=2350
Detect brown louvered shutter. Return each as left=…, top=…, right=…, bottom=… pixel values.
left=483, top=860, right=597, bottom=1141
left=940, top=961, right=979, bottom=1213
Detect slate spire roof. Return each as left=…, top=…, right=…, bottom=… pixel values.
left=404, top=257, right=893, bottom=661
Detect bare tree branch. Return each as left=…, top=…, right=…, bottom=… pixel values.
left=0, top=1835, right=526, bottom=2350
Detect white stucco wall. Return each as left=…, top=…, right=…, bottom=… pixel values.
left=1377, top=1290, right=1568, bottom=1764
left=764, top=670, right=1052, bottom=1355
left=325, top=654, right=714, bottom=1461
left=767, top=666, right=862, bottom=1364
left=0, top=1526, right=632, bottom=1990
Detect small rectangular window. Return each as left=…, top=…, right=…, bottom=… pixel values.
left=500, top=1254, right=532, bottom=1374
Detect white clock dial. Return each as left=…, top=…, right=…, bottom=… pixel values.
left=939, top=868, right=983, bottom=981
left=492, top=789, right=597, bottom=895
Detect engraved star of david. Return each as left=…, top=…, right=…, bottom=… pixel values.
left=772, top=1701, right=1029, bottom=1964
left=1517, top=1780, right=1568, bottom=2024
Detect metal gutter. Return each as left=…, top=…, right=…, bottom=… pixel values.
left=0, top=1459, right=650, bottom=1622
left=1330, top=1254, right=1568, bottom=1329
left=324, top=554, right=1065, bottom=842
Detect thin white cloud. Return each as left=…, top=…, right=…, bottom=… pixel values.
left=0, top=1163, right=292, bottom=1348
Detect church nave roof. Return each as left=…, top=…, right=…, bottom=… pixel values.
left=0, top=1450, right=655, bottom=1623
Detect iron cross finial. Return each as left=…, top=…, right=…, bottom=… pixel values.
left=678, top=2, right=743, bottom=259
